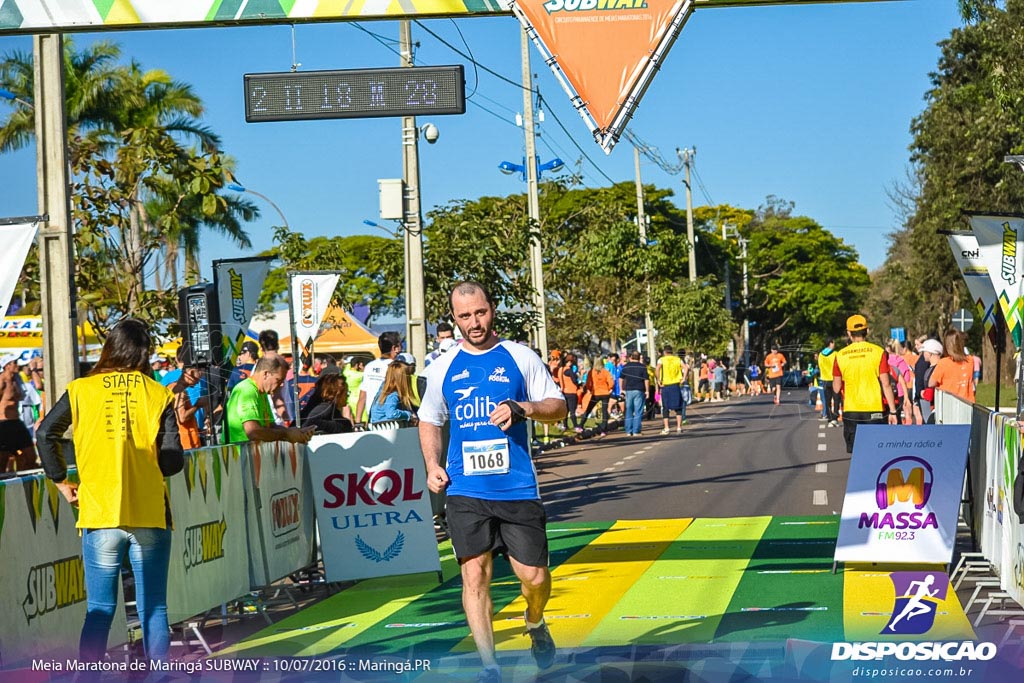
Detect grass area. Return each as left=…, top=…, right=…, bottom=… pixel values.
left=974, top=382, right=1018, bottom=411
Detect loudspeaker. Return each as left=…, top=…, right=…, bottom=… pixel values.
left=875, top=456, right=933, bottom=510
left=177, top=284, right=223, bottom=367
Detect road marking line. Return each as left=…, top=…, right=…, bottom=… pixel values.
left=815, top=463, right=828, bottom=473
left=643, top=446, right=653, bottom=450
left=813, top=490, right=828, bottom=506
left=818, top=432, right=825, bottom=438
left=633, top=451, right=646, bottom=455
left=603, top=467, right=615, bottom=472
left=624, top=455, right=636, bottom=460
left=817, top=444, right=827, bottom=451
left=614, top=461, right=625, bottom=466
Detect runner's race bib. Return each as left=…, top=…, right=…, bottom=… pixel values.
left=462, top=438, right=511, bottom=476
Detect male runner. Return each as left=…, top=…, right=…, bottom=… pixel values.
left=418, top=282, right=566, bottom=682
left=764, top=343, right=787, bottom=405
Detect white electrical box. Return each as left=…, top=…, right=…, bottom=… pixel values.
left=378, top=179, right=404, bottom=220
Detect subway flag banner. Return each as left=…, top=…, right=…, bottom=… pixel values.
left=165, top=446, right=249, bottom=625
left=834, top=425, right=970, bottom=565
left=213, top=257, right=272, bottom=367
left=307, top=430, right=441, bottom=583
left=947, top=232, right=1000, bottom=349
left=0, top=473, right=128, bottom=666
left=968, top=213, right=1024, bottom=349
left=510, top=0, right=694, bottom=153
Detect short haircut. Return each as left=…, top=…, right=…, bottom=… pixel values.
left=258, top=329, right=279, bottom=352
left=378, top=331, right=402, bottom=355
left=449, top=281, right=495, bottom=310
left=629, top=351, right=641, bottom=361
left=254, top=355, right=286, bottom=374
left=662, top=346, right=673, bottom=354
left=436, top=322, right=454, bottom=334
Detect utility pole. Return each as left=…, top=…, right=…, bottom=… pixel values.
left=34, top=34, right=79, bottom=407
left=633, top=147, right=656, bottom=363
left=741, top=236, right=750, bottom=371
left=721, top=222, right=732, bottom=311
left=681, top=147, right=697, bottom=282
left=522, top=26, right=548, bottom=356
left=399, top=20, right=427, bottom=365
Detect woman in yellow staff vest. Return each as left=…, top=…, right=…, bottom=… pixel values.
left=36, top=319, right=183, bottom=665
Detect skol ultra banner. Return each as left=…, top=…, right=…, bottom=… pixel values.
left=947, top=232, right=1000, bottom=349
left=834, top=424, right=971, bottom=565
left=968, top=213, right=1024, bottom=348
left=243, top=441, right=316, bottom=587
left=289, top=272, right=339, bottom=355
left=511, top=0, right=695, bottom=152
left=165, top=446, right=249, bottom=625
left=0, top=472, right=127, bottom=666
left=307, top=429, right=441, bottom=583
left=213, top=257, right=272, bottom=366
left=0, top=221, right=38, bottom=321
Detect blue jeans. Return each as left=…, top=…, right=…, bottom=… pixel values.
left=624, top=390, right=645, bottom=434
left=81, top=527, right=172, bottom=663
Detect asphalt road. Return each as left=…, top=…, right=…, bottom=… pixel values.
left=535, top=389, right=851, bottom=522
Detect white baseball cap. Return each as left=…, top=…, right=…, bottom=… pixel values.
left=396, top=352, right=416, bottom=365
left=0, top=353, right=20, bottom=368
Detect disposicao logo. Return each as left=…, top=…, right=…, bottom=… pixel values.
left=544, top=0, right=648, bottom=13
left=883, top=571, right=946, bottom=635
left=858, top=456, right=938, bottom=531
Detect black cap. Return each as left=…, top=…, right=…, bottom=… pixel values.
left=240, top=341, right=260, bottom=357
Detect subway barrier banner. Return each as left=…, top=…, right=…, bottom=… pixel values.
left=308, top=429, right=441, bottom=582
left=835, top=424, right=971, bottom=565
left=0, top=221, right=37, bottom=321
left=244, top=441, right=316, bottom=587
left=165, top=446, right=249, bottom=625
left=967, top=213, right=1024, bottom=348
left=511, top=0, right=694, bottom=152
left=213, top=257, right=272, bottom=367
left=947, top=232, right=1000, bottom=349
left=289, top=272, right=340, bottom=356
left=981, top=413, right=1008, bottom=569
left=0, top=473, right=127, bottom=666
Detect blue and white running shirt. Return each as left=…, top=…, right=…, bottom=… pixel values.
left=419, top=340, right=563, bottom=501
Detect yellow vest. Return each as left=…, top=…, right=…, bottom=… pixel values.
left=818, top=350, right=836, bottom=382
left=68, top=371, right=174, bottom=529
left=834, top=341, right=885, bottom=413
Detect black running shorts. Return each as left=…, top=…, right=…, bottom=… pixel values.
left=446, top=495, right=549, bottom=567
left=768, top=376, right=783, bottom=390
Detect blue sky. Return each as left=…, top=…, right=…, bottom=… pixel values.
left=0, top=1, right=963, bottom=280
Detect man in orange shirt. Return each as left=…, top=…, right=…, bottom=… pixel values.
left=764, top=343, right=787, bottom=405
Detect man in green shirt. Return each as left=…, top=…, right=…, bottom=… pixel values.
left=226, top=357, right=313, bottom=444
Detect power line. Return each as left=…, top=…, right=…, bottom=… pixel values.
left=538, top=93, right=617, bottom=186
left=468, top=98, right=521, bottom=129
left=413, top=19, right=531, bottom=91
left=623, top=129, right=685, bottom=175
left=691, top=162, right=715, bottom=207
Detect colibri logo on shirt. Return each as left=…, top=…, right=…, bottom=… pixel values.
left=488, top=366, right=510, bottom=383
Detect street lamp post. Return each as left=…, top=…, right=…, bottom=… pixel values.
left=226, top=182, right=289, bottom=229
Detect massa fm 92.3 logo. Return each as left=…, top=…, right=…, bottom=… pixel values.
left=22, top=555, right=86, bottom=623
left=859, top=456, right=938, bottom=533
left=544, top=0, right=648, bottom=11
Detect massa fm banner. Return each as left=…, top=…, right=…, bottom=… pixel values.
left=0, top=1, right=902, bottom=34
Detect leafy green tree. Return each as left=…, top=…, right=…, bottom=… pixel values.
left=261, top=227, right=404, bottom=322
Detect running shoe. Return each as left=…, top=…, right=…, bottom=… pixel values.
left=676, top=427, right=683, bottom=434
left=574, top=427, right=584, bottom=433
left=525, top=612, right=556, bottom=669
left=476, top=667, right=502, bottom=683
left=660, top=428, right=671, bottom=435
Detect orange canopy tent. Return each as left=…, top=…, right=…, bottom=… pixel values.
left=280, top=307, right=380, bottom=358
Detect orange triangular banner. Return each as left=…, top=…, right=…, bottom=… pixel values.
left=512, top=0, right=693, bottom=153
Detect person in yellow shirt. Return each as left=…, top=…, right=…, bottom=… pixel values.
left=763, top=343, right=787, bottom=405
left=36, top=319, right=184, bottom=665
left=832, top=314, right=898, bottom=453
left=818, top=339, right=840, bottom=427
left=656, top=346, right=688, bottom=434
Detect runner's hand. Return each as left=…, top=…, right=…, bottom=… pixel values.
left=427, top=466, right=449, bottom=494
left=491, top=400, right=526, bottom=431
left=56, top=480, right=78, bottom=506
